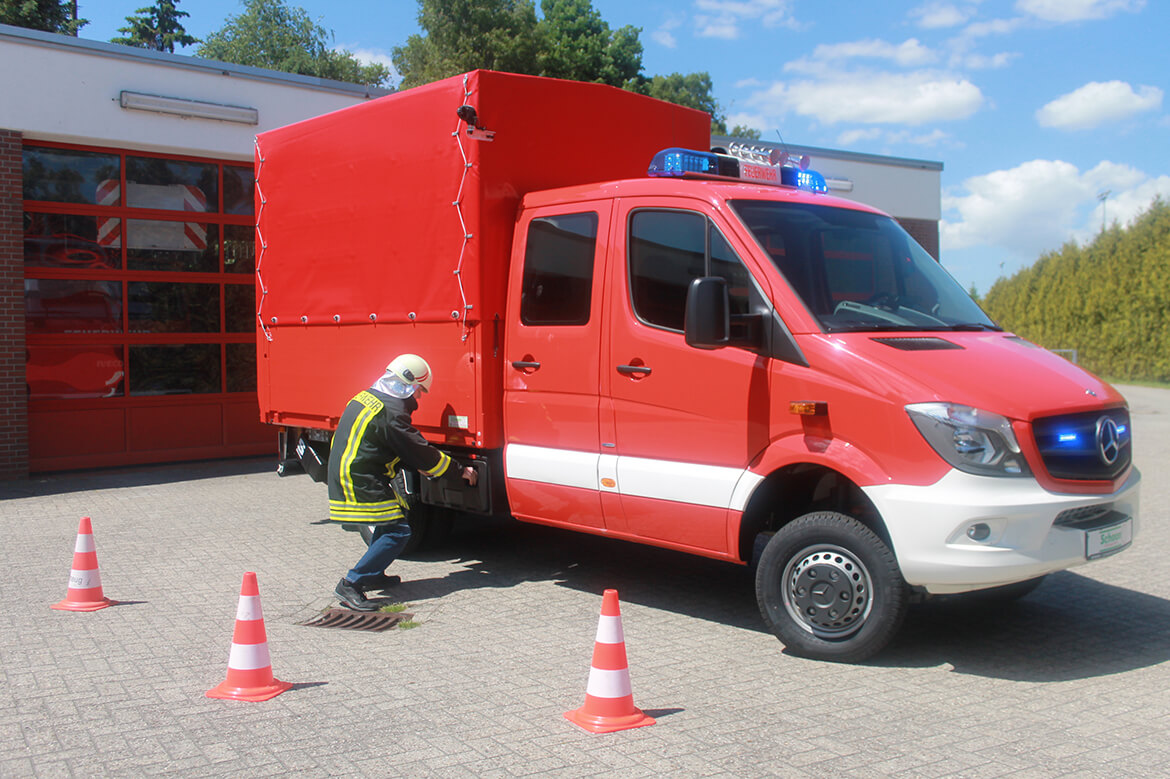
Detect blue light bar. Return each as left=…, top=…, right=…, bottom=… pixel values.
left=783, top=168, right=829, bottom=194
left=647, top=147, right=829, bottom=194
left=648, top=148, right=719, bottom=177
left=1058, top=433, right=1079, bottom=443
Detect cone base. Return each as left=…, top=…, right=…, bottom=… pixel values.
left=564, top=706, right=656, bottom=734
left=51, top=597, right=116, bottom=612
left=206, top=678, right=293, bottom=702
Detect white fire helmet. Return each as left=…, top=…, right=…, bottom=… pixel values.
left=386, top=353, right=433, bottom=393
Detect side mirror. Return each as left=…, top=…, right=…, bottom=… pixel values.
left=685, top=276, right=729, bottom=349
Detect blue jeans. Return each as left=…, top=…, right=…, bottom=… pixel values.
left=346, top=521, right=412, bottom=585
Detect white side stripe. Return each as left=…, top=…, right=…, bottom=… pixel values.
left=505, top=445, right=597, bottom=491
left=505, top=444, right=762, bottom=511
left=74, top=534, right=95, bottom=553
left=585, top=667, right=633, bottom=699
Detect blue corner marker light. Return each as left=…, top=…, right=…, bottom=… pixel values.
left=648, top=144, right=828, bottom=194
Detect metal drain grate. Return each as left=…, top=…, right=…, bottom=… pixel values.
left=297, top=607, right=413, bottom=632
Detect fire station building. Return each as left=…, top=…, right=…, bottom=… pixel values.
left=0, top=23, right=941, bottom=479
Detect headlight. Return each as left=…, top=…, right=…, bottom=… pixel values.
left=906, top=403, right=1030, bottom=477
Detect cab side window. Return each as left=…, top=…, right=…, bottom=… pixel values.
left=520, top=212, right=599, bottom=326
left=629, top=210, right=761, bottom=331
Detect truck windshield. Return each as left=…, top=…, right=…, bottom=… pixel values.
left=730, top=200, right=999, bottom=333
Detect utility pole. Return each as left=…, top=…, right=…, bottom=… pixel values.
left=1097, top=190, right=1111, bottom=232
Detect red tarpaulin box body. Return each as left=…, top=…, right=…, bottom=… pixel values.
left=255, top=70, right=709, bottom=448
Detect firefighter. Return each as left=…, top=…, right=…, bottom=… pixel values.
left=327, top=354, right=477, bottom=611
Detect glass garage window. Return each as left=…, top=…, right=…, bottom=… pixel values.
left=128, top=282, right=220, bottom=333
left=22, top=147, right=120, bottom=204
left=224, top=224, right=255, bottom=273
left=223, top=165, right=255, bottom=215
left=23, top=212, right=121, bottom=270
left=225, top=284, right=254, bottom=332
left=129, top=344, right=221, bottom=395
left=126, top=156, right=217, bottom=212
left=226, top=343, right=257, bottom=392
left=126, top=219, right=219, bottom=272
left=25, top=279, right=123, bottom=334
left=26, top=345, right=125, bottom=399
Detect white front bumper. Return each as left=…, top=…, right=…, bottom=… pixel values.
left=863, top=468, right=1141, bottom=594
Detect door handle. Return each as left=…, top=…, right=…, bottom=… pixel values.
left=512, top=360, right=541, bottom=370
left=616, top=364, right=652, bottom=376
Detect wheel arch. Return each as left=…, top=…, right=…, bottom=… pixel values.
left=736, top=458, right=891, bottom=565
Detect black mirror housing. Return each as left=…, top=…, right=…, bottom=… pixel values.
left=685, top=276, right=730, bottom=349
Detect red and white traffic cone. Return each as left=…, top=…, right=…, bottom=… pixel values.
left=206, top=572, right=292, bottom=702
left=564, top=589, right=655, bottom=733
left=52, top=516, right=115, bottom=612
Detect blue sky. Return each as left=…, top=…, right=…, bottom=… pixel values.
left=77, top=0, right=1168, bottom=294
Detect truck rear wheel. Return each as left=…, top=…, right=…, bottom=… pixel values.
left=755, top=511, right=908, bottom=663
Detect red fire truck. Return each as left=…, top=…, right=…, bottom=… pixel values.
left=256, top=71, right=1140, bottom=662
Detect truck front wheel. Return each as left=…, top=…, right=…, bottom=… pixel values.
left=755, top=511, right=908, bottom=663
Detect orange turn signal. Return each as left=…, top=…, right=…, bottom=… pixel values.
left=789, top=401, right=828, bottom=416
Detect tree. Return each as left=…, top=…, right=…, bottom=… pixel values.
left=0, top=0, right=86, bottom=35
left=197, top=0, right=390, bottom=87
left=537, top=0, right=640, bottom=87
left=728, top=125, right=762, bottom=140
left=395, top=0, right=721, bottom=130
left=393, top=0, right=542, bottom=90
left=635, top=71, right=726, bottom=131
left=111, top=0, right=197, bottom=53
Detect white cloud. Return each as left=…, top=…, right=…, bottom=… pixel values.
left=1036, top=81, right=1163, bottom=130
left=694, top=0, right=798, bottom=39
left=651, top=16, right=682, bottom=48
left=1015, top=0, right=1145, bottom=22
left=798, top=38, right=936, bottom=68
left=837, top=128, right=884, bottom=146
left=652, top=28, right=678, bottom=47
left=941, top=159, right=1170, bottom=258
left=910, top=2, right=975, bottom=28
left=341, top=46, right=400, bottom=85
left=723, top=111, right=770, bottom=135
left=961, top=51, right=1017, bottom=69
left=750, top=71, right=983, bottom=125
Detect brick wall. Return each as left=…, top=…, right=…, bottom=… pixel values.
left=898, top=217, right=940, bottom=261
left=0, top=129, right=28, bottom=480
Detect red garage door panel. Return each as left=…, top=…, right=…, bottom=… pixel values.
left=29, top=409, right=127, bottom=460
left=129, top=404, right=223, bottom=451
left=223, top=400, right=272, bottom=446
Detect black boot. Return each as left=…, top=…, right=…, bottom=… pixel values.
left=335, top=578, right=379, bottom=611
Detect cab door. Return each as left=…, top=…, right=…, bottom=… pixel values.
left=601, top=201, right=772, bottom=555
left=503, top=202, right=613, bottom=529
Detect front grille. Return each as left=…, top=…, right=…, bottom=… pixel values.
left=1032, top=408, right=1131, bottom=481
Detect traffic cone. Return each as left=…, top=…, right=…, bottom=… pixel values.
left=564, top=589, right=655, bottom=733
left=52, top=516, right=115, bottom=611
left=206, top=572, right=292, bottom=702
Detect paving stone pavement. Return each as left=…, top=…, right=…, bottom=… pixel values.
left=1, top=385, right=1168, bottom=778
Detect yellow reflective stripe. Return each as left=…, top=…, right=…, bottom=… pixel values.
left=424, top=451, right=452, bottom=478
left=337, top=402, right=380, bottom=504
left=383, top=457, right=401, bottom=478
left=353, top=391, right=384, bottom=413
left=329, top=498, right=400, bottom=512
left=328, top=502, right=405, bottom=522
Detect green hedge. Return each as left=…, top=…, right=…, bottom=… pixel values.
left=980, top=198, right=1170, bottom=383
